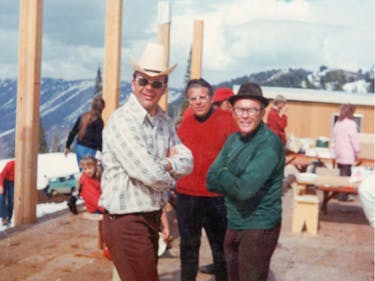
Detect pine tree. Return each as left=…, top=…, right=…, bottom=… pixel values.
left=52, top=131, right=60, bottom=152
left=39, top=122, right=49, bottom=153
left=178, top=47, right=192, bottom=119
left=94, top=65, right=103, bottom=96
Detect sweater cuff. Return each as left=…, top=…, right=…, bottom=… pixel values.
left=218, top=167, right=229, bottom=183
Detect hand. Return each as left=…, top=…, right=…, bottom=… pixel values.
left=64, top=148, right=69, bottom=157
left=0, top=185, right=3, bottom=195
left=280, top=104, right=288, bottom=116
left=161, top=227, right=170, bottom=242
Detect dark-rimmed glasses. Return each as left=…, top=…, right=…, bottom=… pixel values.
left=136, top=77, right=165, bottom=89
left=233, top=107, right=262, bottom=116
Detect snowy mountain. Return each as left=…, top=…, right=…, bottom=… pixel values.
left=1, top=67, right=373, bottom=158
left=215, top=67, right=374, bottom=93
left=0, top=78, right=183, bottom=158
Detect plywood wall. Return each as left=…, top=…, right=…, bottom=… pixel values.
left=264, top=101, right=374, bottom=139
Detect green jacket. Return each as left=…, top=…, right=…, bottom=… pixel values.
left=207, top=122, right=285, bottom=230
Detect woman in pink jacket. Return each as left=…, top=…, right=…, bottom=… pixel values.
left=332, top=104, right=360, bottom=200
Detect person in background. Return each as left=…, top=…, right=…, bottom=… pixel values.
left=0, top=160, right=15, bottom=226
left=64, top=95, right=105, bottom=167
left=212, top=87, right=234, bottom=111
left=266, top=94, right=288, bottom=145
left=207, top=82, right=284, bottom=281
left=76, top=155, right=104, bottom=214
left=98, top=43, right=193, bottom=281
left=176, top=78, right=238, bottom=281
left=331, top=103, right=360, bottom=201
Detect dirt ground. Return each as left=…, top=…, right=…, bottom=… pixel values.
left=0, top=187, right=373, bottom=281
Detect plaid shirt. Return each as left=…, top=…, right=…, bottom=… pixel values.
left=99, top=94, right=193, bottom=214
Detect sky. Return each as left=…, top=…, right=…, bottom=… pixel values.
left=0, top=0, right=373, bottom=88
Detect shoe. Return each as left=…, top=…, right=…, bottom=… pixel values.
left=103, top=246, right=112, bottom=260
left=2, top=218, right=10, bottom=226
left=199, top=263, right=215, bottom=274
left=347, top=194, right=355, bottom=201
left=67, top=196, right=78, bottom=214
left=336, top=193, right=349, bottom=202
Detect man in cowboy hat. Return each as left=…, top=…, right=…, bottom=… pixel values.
left=99, top=43, right=193, bottom=281
left=207, top=82, right=285, bottom=281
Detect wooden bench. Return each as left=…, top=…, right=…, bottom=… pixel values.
left=291, top=184, right=320, bottom=234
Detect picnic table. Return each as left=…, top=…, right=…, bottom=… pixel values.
left=286, top=152, right=336, bottom=172
left=297, top=174, right=360, bottom=214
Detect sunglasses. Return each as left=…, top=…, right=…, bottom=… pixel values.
left=136, top=77, right=165, bottom=89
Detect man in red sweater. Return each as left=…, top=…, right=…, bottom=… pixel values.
left=176, top=79, right=238, bottom=281
left=266, top=94, right=288, bottom=145
left=0, top=160, right=15, bottom=226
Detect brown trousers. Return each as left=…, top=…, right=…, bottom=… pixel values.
left=224, top=224, right=281, bottom=281
left=102, top=210, right=162, bottom=281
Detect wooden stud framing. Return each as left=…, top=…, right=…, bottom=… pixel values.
left=102, top=0, right=123, bottom=123
left=190, top=20, right=203, bottom=79
left=14, top=0, right=43, bottom=225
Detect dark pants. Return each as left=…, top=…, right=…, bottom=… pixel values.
left=0, top=180, right=14, bottom=222
left=338, top=164, right=352, bottom=177
left=176, top=193, right=227, bottom=281
left=101, top=210, right=161, bottom=281
left=337, top=164, right=352, bottom=200
left=224, top=224, right=281, bottom=281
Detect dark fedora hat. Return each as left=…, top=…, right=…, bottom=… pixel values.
left=229, top=82, right=269, bottom=107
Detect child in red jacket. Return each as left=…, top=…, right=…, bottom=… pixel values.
left=67, top=155, right=104, bottom=214
left=79, top=156, right=104, bottom=214
left=0, top=160, right=15, bottom=226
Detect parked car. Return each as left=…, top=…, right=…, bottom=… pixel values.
left=44, top=173, right=80, bottom=197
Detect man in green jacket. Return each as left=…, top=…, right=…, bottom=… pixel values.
left=207, top=82, right=285, bottom=281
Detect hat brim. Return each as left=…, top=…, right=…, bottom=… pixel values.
left=129, top=56, right=177, bottom=77
left=229, top=94, right=269, bottom=107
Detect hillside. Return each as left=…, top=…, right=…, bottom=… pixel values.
left=215, top=67, right=374, bottom=93
left=0, top=66, right=373, bottom=158
left=0, top=78, right=182, bottom=158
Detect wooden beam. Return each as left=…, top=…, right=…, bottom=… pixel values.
left=190, top=20, right=203, bottom=79
left=14, top=0, right=43, bottom=225
left=102, top=0, right=123, bottom=123
left=157, top=1, right=171, bottom=112
left=157, top=23, right=171, bottom=112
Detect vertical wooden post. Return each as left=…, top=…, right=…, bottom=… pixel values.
left=14, top=0, right=43, bottom=225
left=102, top=0, right=123, bottom=123
left=157, top=1, right=171, bottom=112
left=190, top=20, right=204, bottom=79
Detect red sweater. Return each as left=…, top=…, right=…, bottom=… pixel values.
left=79, top=173, right=104, bottom=213
left=266, top=107, right=287, bottom=144
left=0, top=160, right=15, bottom=186
left=177, top=109, right=238, bottom=197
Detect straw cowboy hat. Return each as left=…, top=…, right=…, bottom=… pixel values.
left=129, top=43, right=177, bottom=77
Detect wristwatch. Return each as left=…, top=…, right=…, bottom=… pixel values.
left=161, top=159, right=170, bottom=171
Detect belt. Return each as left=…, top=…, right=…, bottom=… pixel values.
left=104, top=209, right=161, bottom=220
